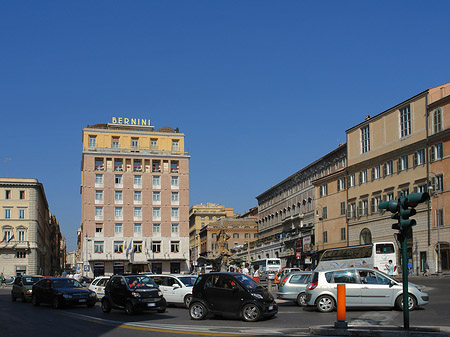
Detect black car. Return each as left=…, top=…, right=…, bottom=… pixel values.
left=189, top=272, right=278, bottom=322
left=101, top=274, right=166, bottom=315
left=32, top=278, right=97, bottom=309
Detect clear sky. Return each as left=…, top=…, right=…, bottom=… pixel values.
left=1, top=1, right=449, bottom=251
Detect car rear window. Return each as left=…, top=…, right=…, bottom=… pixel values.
left=23, top=276, right=42, bottom=285
left=290, top=274, right=310, bottom=284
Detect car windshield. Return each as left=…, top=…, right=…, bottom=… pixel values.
left=23, top=276, right=42, bottom=285
left=125, top=276, right=158, bottom=289
left=178, top=276, right=197, bottom=287
left=53, top=279, right=83, bottom=288
left=234, top=274, right=261, bottom=290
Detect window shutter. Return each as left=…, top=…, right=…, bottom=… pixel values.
left=398, top=158, right=401, bottom=172
left=371, top=168, right=375, bottom=181
left=431, top=147, right=435, bottom=162
left=383, top=163, right=387, bottom=176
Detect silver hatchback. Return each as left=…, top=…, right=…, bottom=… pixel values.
left=277, top=272, right=312, bottom=306
left=305, top=267, right=428, bottom=312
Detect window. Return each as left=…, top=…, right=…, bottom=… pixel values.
left=359, top=169, right=368, bottom=184
left=95, top=207, right=103, bottom=218
left=172, top=140, right=179, bottom=152
left=384, top=192, right=395, bottom=202
left=134, top=175, right=142, bottom=186
left=171, top=241, right=180, bottom=253
left=115, top=175, right=123, bottom=185
left=340, top=202, right=346, bottom=215
left=95, top=190, right=103, bottom=203
left=114, top=241, right=123, bottom=253
left=131, top=138, right=139, bottom=149
left=171, top=208, right=179, bottom=219
left=323, top=231, right=328, bottom=243
left=371, top=196, right=382, bottom=214
left=5, top=190, right=11, bottom=199
left=95, top=224, right=103, bottom=233
left=18, top=209, right=25, bottom=219
left=358, top=200, right=368, bottom=216
left=233, top=233, right=239, bottom=239
left=133, top=241, right=142, bottom=253
left=171, top=176, right=179, bottom=187
left=245, top=233, right=250, bottom=239
left=171, top=223, right=179, bottom=234
left=112, top=137, right=119, bottom=149
left=398, top=155, right=408, bottom=172
left=152, top=160, right=161, bottom=172
left=371, top=165, right=381, bottom=180
left=134, top=191, right=142, bottom=203
left=320, top=184, right=328, bottom=197
left=133, top=160, right=142, bottom=172
left=433, top=108, right=443, bottom=133
left=89, top=136, right=97, bottom=148
left=171, top=192, right=179, bottom=203
left=414, top=184, right=427, bottom=193
left=153, top=192, right=160, bottom=202
left=347, top=202, right=356, bottom=219
left=432, top=174, right=444, bottom=192
left=4, top=208, right=11, bottom=219
left=18, top=230, right=25, bottom=241
left=337, top=177, right=346, bottom=191
left=134, top=207, right=142, bottom=219
left=114, top=159, right=123, bottom=171
left=114, top=223, right=122, bottom=234
left=348, top=174, right=356, bottom=188
left=340, top=228, right=346, bottom=241
left=414, top=149, right=425, bottom=166
left=153, top=223, right=160, bottom=234
left=431, top=142, right=443, bottom=161
left=400, top=105, right=411, bottom=137
left=332, top=270, right=358, bottom=284
left=361, top=125, right=370, bottom=153
left=152, top=241, right=161, bottom=253
left=134, top=223, right=142, bottom=235
left=171, top=161, right=179, bottom=173
left=322, top=206, right=327, bottom=220
left=152, top=175, right=161, bottom=186
left=436, top=209, right=444, bottom=227
left=19, top=191, right=25, bottom=200
left=360, top=228, right=372, bottom=244
left=16, top=252, right=26, bottom=258
left=115, top=207, right=123, bottom=218
left=115, top=191, right=123, bottom=203
left=153, top=208, right=161, bottom=218
left=95, top=174, right=103, bottom=185
left=150, top=139, right=158, bottom=148
left=383, top=160, right=393, bottom=176
left=398, top=188, right=409, bottom=198
left=94, top=241, right=104, bottom=253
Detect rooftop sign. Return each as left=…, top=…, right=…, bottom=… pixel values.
left=111, top=117, right=153, bottom=127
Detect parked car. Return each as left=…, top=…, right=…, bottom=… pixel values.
left=277, top=271, right=312, bottom=306
left=279, top=268, right=301, bottom=281
left=101, top=274, right=166, bottom=315
left=189, top=272, right=278, bottom=322
left=32, top=277, right=97, bottom=309
left=305, top=267, right=429, bottom=313
left=148, top=274, right=197, bottom=308
left=88, top=276, right=110, bottom=300
left=11, top=275, right=44, bottom=302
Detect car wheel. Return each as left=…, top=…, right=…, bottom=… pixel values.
left=242, top=303, right=261, bottom=322
left=125, top=301, right=135, bottom=315
left=316, top=295, right=335, bottom=313
left=53, top=298, right=62, bottom=309
left=32, top=295, right=40, bottom=306
left=189, top=302, right=207, bottom=320
left=101, top=298, right=111, bottom=313
left=296, top=292, right=307, bottom=306
left=184, top=294, right=193, bottom=308
left=396, top=294, right=417, bottom=311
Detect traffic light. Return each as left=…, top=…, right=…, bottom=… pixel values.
left=399, top=192, right=430, bottom=229
left=378, top=200, right=400, bottom=231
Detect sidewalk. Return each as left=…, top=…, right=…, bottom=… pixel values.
left=309, top=325, right=450, bottom=336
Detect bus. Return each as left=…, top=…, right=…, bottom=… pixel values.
left=315, top=242, right=397, bottom=275
left=251, top=258, right=282, bottom=281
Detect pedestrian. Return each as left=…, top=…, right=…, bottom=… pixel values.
left=229, top=266, right=235, bottom=272
left=408, top=259, right=413, bottom=276
left=423, top=261, right=429, bottom=276
left=252, top=265, right=261, bottom=283
left=274, top=269, right=281, bottom=289
left=242, top=263, right=250, bottom=277
left=385, top=260, right=394, bottom=276
left=0, top=273, right=5, bottom=288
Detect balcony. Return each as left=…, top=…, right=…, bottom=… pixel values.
left=114, top=165, right=123, bottom=172
left=84, top=146, right=189, bottom=156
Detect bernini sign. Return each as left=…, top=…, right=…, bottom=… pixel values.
left=111, top=117, right=152, bottom=127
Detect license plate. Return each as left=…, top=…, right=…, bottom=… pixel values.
left=147, top=303, right=156, bottom=307
left=268, top=305, right=273, bottom=311
left=79, top=299, right=87, bottom=303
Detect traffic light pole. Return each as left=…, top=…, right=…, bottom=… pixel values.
left=401, top=231, right=410, bottom=329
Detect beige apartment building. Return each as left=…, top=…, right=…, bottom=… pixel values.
left=80, top=118, right=190, bottom=277
left=189, top=203, right=233, bottom=267
left=0, top=178, right=63, bottom=276
left=345, top=83, right=450, bottom=274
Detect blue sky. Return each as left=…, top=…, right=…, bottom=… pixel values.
left=1, top=1, right=449, bottom=251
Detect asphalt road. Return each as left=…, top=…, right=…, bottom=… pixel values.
left=1, top=275, right=449, bottom=337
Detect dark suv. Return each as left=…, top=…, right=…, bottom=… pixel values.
left=189, top=272, right=278, bottom=322
left=101, top=274, right=166, bottom=315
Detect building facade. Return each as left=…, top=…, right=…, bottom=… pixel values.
left=79, top=118, right=190, bottom=277
left=0, top=178, right=62, bottom=276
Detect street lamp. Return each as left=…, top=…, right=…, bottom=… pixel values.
left=429, top=172, right=442, bottom=275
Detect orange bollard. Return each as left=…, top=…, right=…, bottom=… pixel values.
left=335, top=284, right=348, bottom=328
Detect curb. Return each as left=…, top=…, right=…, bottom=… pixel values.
left=310, top=325, right=450, bottom=336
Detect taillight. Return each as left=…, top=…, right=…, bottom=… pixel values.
left=308, top=282, right=318, bottom=291
left=281, top=276, right=288, bottom=287
left=374, top=267, right=378, bottom=270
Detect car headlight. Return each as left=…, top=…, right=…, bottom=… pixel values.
left=132, top=292, right=141, bottom=298
left=27, top=289, right=32, bottom=294
left=252, top=293, right=263, bottom=299
left=63, top=294, right=73, bottom=299
left=89, top=292, right=97, bottom=297
left=158, top=291, right=163, bottom=297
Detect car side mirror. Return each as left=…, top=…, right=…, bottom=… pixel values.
left=389, top=280, right=395, bottom=287
left=173, top=284, right=180, bottom=289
